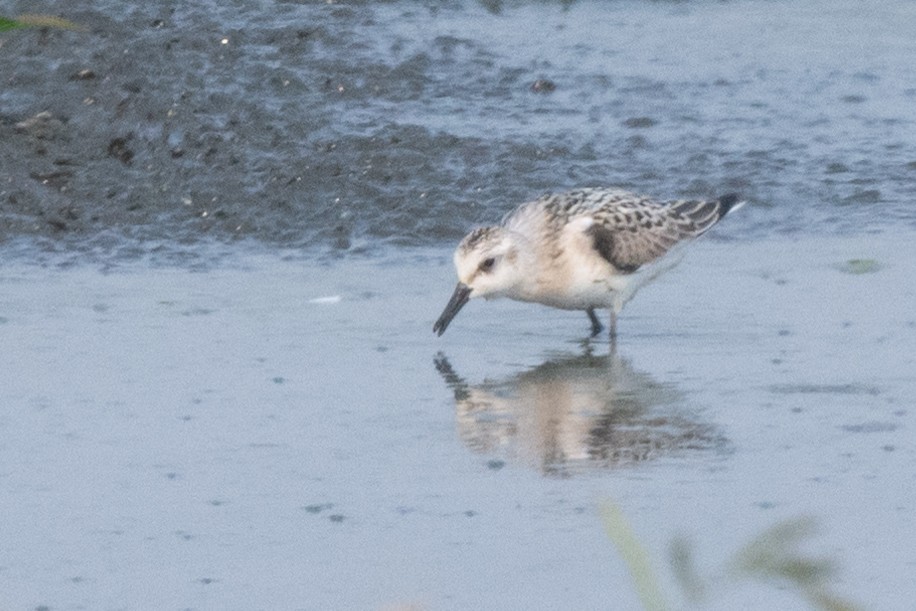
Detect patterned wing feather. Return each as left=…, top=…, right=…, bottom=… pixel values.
left=587, top=194, right=738, bottom=273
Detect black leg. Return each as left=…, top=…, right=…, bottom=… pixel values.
left=609, top=309, right=618, bottom=352
left=587, top=308, right=604, bottom=337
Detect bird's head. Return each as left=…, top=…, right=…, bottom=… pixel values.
left=433, top=227, right=527, bottom=336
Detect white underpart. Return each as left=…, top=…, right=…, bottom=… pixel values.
left=551, top=216, right=619, bottom=309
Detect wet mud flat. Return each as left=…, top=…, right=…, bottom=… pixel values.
left=2, top=0, right=916, bottom=259
left=1, top=233, right=914, bottom=609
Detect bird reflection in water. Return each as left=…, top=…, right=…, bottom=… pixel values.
left=434, top=348, right=729, bottom=476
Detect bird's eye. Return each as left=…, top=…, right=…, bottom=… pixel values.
left=479, top=257, right=496, bottom=272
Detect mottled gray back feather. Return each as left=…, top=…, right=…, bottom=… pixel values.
left=587, top=193, right=739, bottom=273
left=499, top=188, right=740, bottom=274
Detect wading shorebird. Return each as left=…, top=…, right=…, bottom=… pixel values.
left=433, top=188, right=742, bottom=339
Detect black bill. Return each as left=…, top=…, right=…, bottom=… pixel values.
left=433, top=282, right=472, bottom=336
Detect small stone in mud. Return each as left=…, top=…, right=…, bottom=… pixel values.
left=29, top=170, right=74, bottom=190
left=15, top=111, right=65, bottom=140
left=530, top=79, right=556, bottom=93
left=47, top=217, right=69, bottom=232
left=108, top=137, right=134, bottom=166
left=48, top=206, right=80, bottom=231
left=69, top=69, right=96, bottom=81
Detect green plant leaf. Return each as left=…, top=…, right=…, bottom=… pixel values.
left=0, top=14, right=83, bottom=31
left=0, top=16, right=26, bottom=31
left=804, top=588, right=864, bottom=611
left=728, top=517, right=862, bottom=611
left=669, top=535, right=706, bottom=603
left=600, top=501, right=667, bottom=611
left=836, top=258, right=882, bottom=274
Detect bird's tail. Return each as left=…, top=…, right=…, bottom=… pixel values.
left=716, top=193, right=745, bottom=216
left=670, top=193, right=744, bottom=236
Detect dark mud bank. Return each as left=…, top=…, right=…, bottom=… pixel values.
left=2, top=1, right=914, bottom=259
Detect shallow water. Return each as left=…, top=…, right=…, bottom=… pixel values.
left=2, top=234, right=915, bottom=609
left=2, top=1, right=916, bottom=609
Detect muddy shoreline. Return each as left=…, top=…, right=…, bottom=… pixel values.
left=3, top=0, right=915, bottom=261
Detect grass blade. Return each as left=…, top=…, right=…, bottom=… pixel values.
left=1, top=14, right=84, bottom=31
left=600, top=501, right=667, bottom=611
